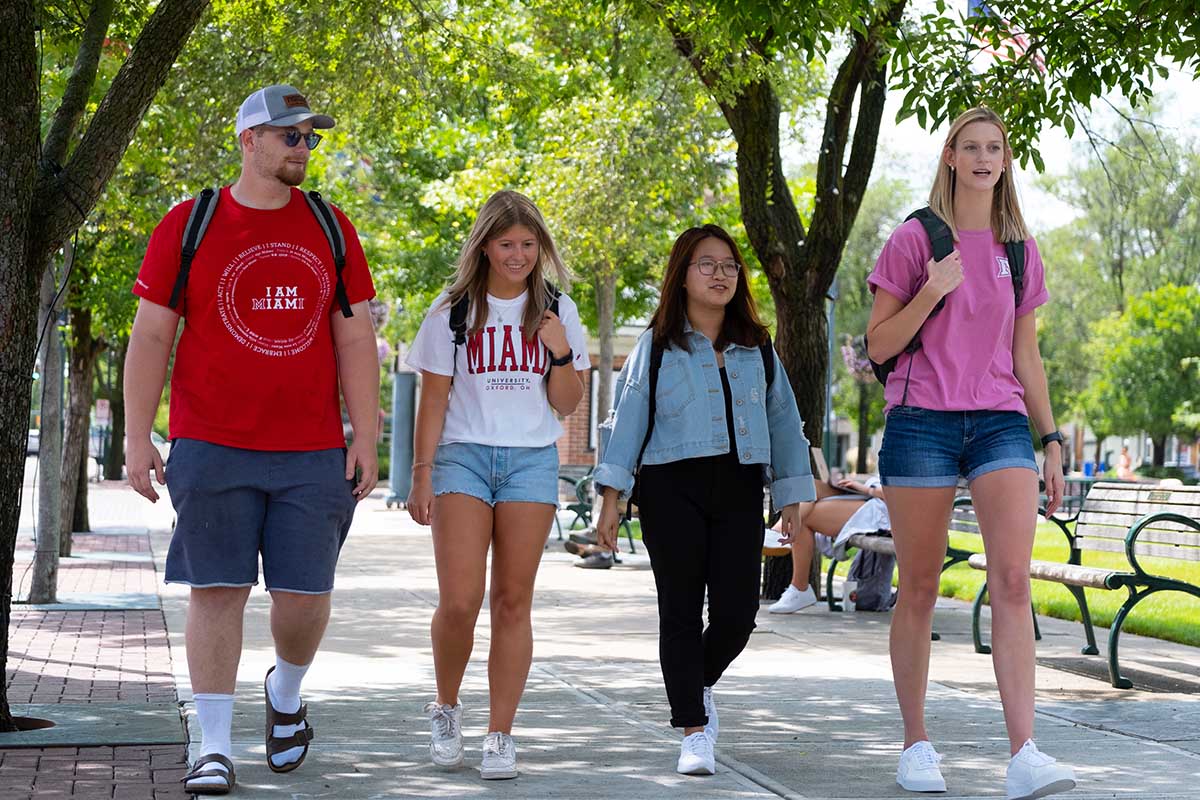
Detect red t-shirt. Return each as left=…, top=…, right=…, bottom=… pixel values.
left=133, top=186, right=375, bottom=451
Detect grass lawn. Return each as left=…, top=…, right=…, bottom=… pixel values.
left=936, top=520, right=1200, bottom=648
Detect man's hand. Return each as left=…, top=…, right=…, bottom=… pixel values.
left=127, top=437, right=165, bottom=503
left=346, top=437, right=379, bottom=501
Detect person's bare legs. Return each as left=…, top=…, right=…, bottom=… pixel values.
left=883, top=486, right=956, bottom=748
left=187, top=586, right=253, bottom=692
left=430, top=493, right=494, bottom=706
left=787, top=498, right=865, bottom=591
left=486, top=501, right=556, bottom=734
left=968, top=468, right=1039, bottom=754
left=270, top=591, right=332, bottom=664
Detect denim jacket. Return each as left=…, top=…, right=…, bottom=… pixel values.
left=594, top=325, right=815, bottom=509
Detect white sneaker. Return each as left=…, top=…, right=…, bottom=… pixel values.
left=768, top=585, right=817, bottom=613
left=897, top=740, right=946, bottom=792
left=676, top=732, right=715, bottom=775
left=480, top=732, right=518, bottom=780
left=424, top=701, right=463, bottom=768
left=1006, top=740, right=1076, bottom=799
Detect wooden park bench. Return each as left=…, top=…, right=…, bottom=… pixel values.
left=967, top=481, right=1200, bottom=688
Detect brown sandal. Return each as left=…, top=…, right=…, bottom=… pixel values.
left=182, top=753, right=236, bottom=795
left=264, top=666, right=315, bottom=773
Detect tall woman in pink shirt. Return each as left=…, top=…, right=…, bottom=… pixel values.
left=866, top=107, right=1076, bottom=800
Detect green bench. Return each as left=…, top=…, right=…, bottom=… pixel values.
left=968, top=481, right=1200, bottom=688
left=823, top=496, right=1084, bottom=644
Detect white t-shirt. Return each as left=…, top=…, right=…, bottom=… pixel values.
left=406, top=288, right=590, bottom=447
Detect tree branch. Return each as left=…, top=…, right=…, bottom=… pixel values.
left=30, top=0, right=212, bottom=267
left=41, top=0, right=114, bottom=168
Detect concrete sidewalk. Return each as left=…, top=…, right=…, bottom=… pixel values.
left=156, top=492, right=1200, bottom=799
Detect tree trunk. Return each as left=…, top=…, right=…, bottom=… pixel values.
left=60, top=302, right=103, bottom=555
left=104, top=341, right=127, bottom=481
left=856, top=381, right=869, bottom=474
left=1152, top=434, right=1166, bottom=468
left=32, top=256, right=66, bottom=604
left=73, top=442, right=90, bottom=532
left=0, top=0, right=211, bottom=733
left=594, top=268, right=616, bottom=456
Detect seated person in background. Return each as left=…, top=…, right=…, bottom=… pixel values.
left=766, top=475, right=884, bottom=613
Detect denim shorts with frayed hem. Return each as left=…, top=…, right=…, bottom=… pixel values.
left=432, top=442, right=559, bottom=507
left=879, top=406, right=1037, bottom=488
left=164, top=438, right=356, bottom=593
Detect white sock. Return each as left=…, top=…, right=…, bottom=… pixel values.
left=192, top=693, right=234, bottom=788
left=267, top=656, right=311, bottom=768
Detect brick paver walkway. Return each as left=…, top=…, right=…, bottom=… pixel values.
left=5, top=480, right=189, bottom=800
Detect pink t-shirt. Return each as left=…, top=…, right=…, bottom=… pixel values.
left=867, top=218, right=1049, bottom=414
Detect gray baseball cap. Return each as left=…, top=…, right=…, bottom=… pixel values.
left=235, top=84, right=335, bottom=134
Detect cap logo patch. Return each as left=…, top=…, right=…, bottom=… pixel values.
left=282, top=93, right=308, bottom=109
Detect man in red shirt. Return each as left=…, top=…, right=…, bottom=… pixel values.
left=125, top=84, right=379, bottom=794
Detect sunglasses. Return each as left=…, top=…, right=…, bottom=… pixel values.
left=259, top=126, right=323, bottom=150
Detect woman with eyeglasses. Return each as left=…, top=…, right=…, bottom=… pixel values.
left=594, top=224, right=815, bottom=776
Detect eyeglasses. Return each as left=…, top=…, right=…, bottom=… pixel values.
left=260, top=127, right=323, bottom=150
left=690, top=258, right=740, bottom=278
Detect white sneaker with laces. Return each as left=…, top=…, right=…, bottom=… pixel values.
left=424, top=701, right=463, bottom=768
left=768, top=585, right=817, bottom=614
left=676, top=731, right=715, bottom=775
left=702, top=686, right=719, bottom=743
left=1006, top=740, right=1076, bottom=799
left=480, top=732, right=518, bottom=780
left=896, top=740, right=946, bottom=792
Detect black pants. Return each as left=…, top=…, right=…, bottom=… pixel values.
left=638, top=453, right=764, bottom=728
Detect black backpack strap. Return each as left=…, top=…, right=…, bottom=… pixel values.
left=905, top=206, right=952, bottom=318
left=635, top=341, right=665, bottom=471
left=544, top=279, right=561, bottom=317
left=759, top=335, right=775, bottom=391
left=1005, top=239, right=1026, bottom=308
left=906, top=206, right=955, bottom=261
left=303, top=190, right=353, bottom=318
left=448, top=293, right=470, bottom=346
left=169, top=187, right=220, bottom=311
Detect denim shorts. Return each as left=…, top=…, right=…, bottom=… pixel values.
left=432, top=442, right=559, bottom=506
left=878, top=407, right=1037, bottom=488
left=164, top=439, right=357, bottom=593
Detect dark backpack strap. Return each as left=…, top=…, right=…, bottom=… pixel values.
left=169, top=187, right=220, bottom=312
left=1005, top=239, right=1026, bottom=309
left=545, top=279, right=561, bottom=317
left=635, top=341, right=665, bottom=471
left=448, top=294, right=470, bottom=346
left=905, top=206, right=952, bottom=318
left=759, top=335, right=776, bottom=391
left=303, top=190, right=353, bottom=318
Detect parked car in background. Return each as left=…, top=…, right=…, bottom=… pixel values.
left=26, top=429, right=39, bottom=456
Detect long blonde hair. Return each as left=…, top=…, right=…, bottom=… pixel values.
left=928, top=107, right=1031, bottom=243
left=443, top=190, right=572, bottom=336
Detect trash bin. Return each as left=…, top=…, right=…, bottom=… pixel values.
left=385, top=370, right=416, bottom=509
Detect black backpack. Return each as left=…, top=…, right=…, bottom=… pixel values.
left=447, top=280, right=562, bottom=379
left=626, top=336, right=776, bottom=518
left=865, top=206, right=1025, bottom=385
left=168, top=187, right=354, bottom=317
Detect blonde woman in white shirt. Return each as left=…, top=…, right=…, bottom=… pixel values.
left=405, top=190, right=589, bottom=779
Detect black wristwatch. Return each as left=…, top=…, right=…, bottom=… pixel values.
left=549, top=348, right=573, bottom=368
left=1040, top=430, right=1065, bottom=448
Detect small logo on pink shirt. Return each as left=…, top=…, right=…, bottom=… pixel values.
left=995, top=256, right=1012, bottom=278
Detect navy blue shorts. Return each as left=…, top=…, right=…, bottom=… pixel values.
left=164, top=439, right=357, bottom=593
left=879, top=407, right=1037, bottom=488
